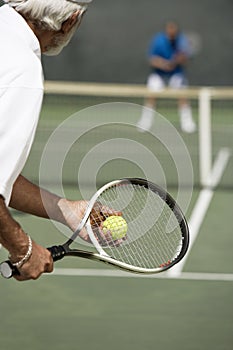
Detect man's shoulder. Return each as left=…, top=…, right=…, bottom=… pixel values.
left=0, top=42, right=43, bottom=89
left=0, top=6, right=42, bottom=89
left=0, top=4, right=41, bottom=58
left=151, top=32, right=167, bottom=45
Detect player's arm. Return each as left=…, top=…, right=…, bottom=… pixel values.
left=10, top=175, right=89, bottom=234
left=0, top=195, right=53, bottom=280
left=0, top=174, right=100, bottom=281
left=149, top=56, right=175, bottom=71
left=9, top=175, right=122, bottom=244
left=148, top=35, right=175, bottom=71
left=173, top=34, right=192, bottom=66
left=10, top=175, right=66, bottom=225
left=0, top=173, right=87, bottom=281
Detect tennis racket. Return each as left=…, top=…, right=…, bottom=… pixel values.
left=0, top=178, right=189, bottom=278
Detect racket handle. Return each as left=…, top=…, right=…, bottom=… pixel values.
left=0, top=260, right=19, bottom=279
left=1, top=246, right=65, bottom=279
left=47, top=245, right=66, bottom=262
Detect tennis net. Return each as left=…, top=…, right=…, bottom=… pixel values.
left=22, top=81, right=233, bottom=192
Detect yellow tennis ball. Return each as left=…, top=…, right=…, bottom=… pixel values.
left=102, top=216, right=128, bottom=240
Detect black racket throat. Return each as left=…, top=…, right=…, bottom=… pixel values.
left=47, top=245, right=67, bottom=261
left=47, top=243, right=96, bottom=262
left=47, top=239, right=75, bottom=262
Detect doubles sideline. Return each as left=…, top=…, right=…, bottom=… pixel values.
left=168, top=147, right=231, bottom=278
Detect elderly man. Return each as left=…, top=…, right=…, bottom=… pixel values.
left=0, top=0, right=102, bottom=281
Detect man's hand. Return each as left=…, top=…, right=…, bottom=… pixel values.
left=0, top=195, right=53, bottom=281
left=58, top=199, right=123, bottom=246
left=58, top=199, right=89, bottom=240
left=173, top=52, right=188, bottom=65
left=14, top=241, right=53, bottom=281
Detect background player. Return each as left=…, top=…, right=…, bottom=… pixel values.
left=137, top=21, right=196, bottom=133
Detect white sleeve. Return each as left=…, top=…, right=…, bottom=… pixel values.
left=0, top=86, right=43, bottom=206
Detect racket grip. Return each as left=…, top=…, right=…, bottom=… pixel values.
left=0, top=260, right=20, bottom=279
left=47, top=245, right=66, bottom=262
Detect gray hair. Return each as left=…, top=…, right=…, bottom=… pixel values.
left=6, top=0, right=89, bottom=31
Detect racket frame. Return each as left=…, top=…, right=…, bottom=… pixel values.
left=0, top=178, right=189, bottom=278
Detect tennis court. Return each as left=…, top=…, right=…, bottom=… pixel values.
left=0, top=85, right=232, bottom=350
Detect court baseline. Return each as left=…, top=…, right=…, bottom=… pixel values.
left=51, top=268, right=233, bottom=282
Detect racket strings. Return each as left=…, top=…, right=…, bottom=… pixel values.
left=132, top=187, right=181, bottom=267
left=90, top=183, right=183, bottom=269
left=124, top=185, right=181, bottom=267
left=103, top=185, right=180, bottom=268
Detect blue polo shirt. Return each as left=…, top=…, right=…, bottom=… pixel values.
left=148, top=32, right=191, bottom=77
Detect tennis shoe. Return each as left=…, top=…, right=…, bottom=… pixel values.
left=180, top=114, right=197, bottom=133
left=136, top=114, right=153, bottom=132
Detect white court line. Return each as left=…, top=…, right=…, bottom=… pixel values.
left=51, top=268, right=233, bottom=282
left=167, top=147, right=231, bottom=278
left=208, top=147, right=231, bottom=187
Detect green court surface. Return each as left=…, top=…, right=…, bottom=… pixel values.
left=0, top=188, right=232, bottom=350
left=0, top=94, right=232, bottom=350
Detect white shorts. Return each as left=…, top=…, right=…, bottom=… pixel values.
left=147, top=73, right=188, bottom=91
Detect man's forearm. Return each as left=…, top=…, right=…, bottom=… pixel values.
left=149, top=56, right=174, bottom=71
left=0, top=196, right=28, bottom=259
left=9, top=175, right=66, bottom=225
left=0, top=195, right=53, bottom=280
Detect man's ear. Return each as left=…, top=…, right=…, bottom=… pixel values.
left=61, top=11, right=80, bottom=34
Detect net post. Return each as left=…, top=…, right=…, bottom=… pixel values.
left=198, top=88, right=212, bottom=187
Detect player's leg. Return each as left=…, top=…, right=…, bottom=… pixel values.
left=169, top=74, right=196, bottom=133
left=137, top=73, right=165, bottom=132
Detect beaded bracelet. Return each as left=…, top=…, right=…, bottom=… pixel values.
left=9, top=235, right=33, bottom=268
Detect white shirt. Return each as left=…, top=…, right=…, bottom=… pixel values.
left=0, top=4, right=44, bottom=206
